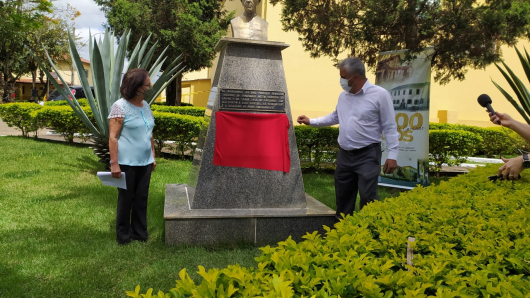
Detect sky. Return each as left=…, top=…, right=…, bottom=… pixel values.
left=54, top=0, right=107, bottom=60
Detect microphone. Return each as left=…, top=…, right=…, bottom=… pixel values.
left=478, top=94, right=501, bottom=124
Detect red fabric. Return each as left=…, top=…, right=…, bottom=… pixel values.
left=213, top=111, right=290, bottom=172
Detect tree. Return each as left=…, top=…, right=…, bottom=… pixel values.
left=26, top=8, right=80, bottom=100
left=0, top=0, right=52, bottom=102
left=94, top=0, right=233, bottom=105
left=269, top=0, right=530, bottom=84
left=0, top=0, right=78, bottom=103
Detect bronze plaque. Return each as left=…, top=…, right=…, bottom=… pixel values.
left=219, top=88, right=285, bottom=112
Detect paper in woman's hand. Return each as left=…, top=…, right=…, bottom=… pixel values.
left=97, top=172, right=127, bottom=189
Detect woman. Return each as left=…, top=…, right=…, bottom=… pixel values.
left=108, top=68, right=156, bottom=245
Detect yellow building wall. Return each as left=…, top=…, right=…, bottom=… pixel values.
left=181, top=79, right=211, bottom=106
left=16, top=60, right=93, bottom=101
left=187, top=1, right=530, bottom=128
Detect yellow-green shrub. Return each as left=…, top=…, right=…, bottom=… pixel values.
left=127, top=164, right=530, bottom=297
left=0, top=103, right=44, bottom=137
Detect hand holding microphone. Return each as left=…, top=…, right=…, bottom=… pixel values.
left=477, top=94, right=501, bottom=125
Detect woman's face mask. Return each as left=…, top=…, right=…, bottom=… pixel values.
left=138, top=84, right=153, bottom=98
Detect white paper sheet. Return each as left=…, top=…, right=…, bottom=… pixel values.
left=97, top=172, right=127, bottom=189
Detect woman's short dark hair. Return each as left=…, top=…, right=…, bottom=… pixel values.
left=120, top=68, right=149, bottom=100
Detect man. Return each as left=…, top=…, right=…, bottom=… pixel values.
left=297, top=57, right=399, bottom=221
left=488, top=111, right=530, bottom=179
left=230, top=0, right=268, bottom=41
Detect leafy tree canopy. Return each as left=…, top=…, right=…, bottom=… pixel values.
left=0, top=0, right=80, bottom=102
left=94, top=0, right=234, bottom=105
left=269, top=0, right=530, bottom=84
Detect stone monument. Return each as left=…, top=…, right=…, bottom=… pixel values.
left=164, top=6, right=335, bottom=247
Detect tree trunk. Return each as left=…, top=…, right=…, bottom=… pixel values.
left=165, top=73, right=182, bottom=106
left=38, top=70, right=48, bottom=98
left=0, top=72, right=5, bottom=104
left=32, top=69, right=36, bottom=90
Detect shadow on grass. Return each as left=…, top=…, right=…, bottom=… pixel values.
left=0, top=223, right=259, bottom=298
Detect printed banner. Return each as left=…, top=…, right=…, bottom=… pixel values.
left=375, top=49, right=433, bottom=188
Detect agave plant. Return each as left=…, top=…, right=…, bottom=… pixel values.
left=34, top=29, right=185, bottom=166
left=492, top=47, right=530, bottom=124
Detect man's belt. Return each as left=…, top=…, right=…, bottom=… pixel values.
left=341, top=143, right=380, bottom=154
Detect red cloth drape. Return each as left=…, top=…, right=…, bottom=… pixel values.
left=213, top=111, right=290, bottom=172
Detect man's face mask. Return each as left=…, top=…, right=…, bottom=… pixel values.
left=340, top=75, right=354, bottom=92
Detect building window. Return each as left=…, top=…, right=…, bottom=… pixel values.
left=22, top=86, right=25, bottom=94
left=416, top=89, right=420, bottom=95
left=407, top=99, right=412, bottom=104
left=409, top=89, right=412, bottom=95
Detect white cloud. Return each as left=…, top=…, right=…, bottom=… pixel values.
left=53, top=0, right=107, bottom=60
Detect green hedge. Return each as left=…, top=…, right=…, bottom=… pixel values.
left=0, top=102, right=45, bottom=137
left=0, top=103, right=205, bottom=156
left=294, top=126, right=339, bottom=170
left=150, top=105, right=206, bottom=117
left=44, top=98, right=90, bottom=107
left=35, top=106, right=92, bottom=143
left=127, top=164, right=530, bottom=297
left=429, top=130, right=482, bottom=175
left=429, top=123, right=525, bottom=157
left=152, top=111, right=206, bottom=156
left=151, top=102, right=195, bottom=107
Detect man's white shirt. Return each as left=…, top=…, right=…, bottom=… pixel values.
left=309, top=80, right=399, bottom=160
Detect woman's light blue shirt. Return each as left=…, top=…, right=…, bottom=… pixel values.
left=108, top=98, right=155, bottom=166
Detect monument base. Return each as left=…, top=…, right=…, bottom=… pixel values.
left=164, top=184, right=336, bottom=247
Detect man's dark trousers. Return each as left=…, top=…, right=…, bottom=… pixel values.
left=116, top=164, right=153, bottom=244
left=334, top=143, right=382, bottom=220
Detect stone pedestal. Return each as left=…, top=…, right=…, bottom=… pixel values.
left=164, top=38, right=335, bottom=247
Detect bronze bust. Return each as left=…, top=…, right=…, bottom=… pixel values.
left=230, top=0, right=268, bottom=41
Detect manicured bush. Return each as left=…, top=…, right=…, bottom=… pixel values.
left=44, top=98, right=90, bottom=107
left=294, top=126, right=339, bottom=170
left=150, top=105, right=206, bottom=117
left=429, top=122, right=524, bottom=157
left=0, top=102, right=44, bottom=137
left=152, top=111, right=206, bottom=156
left=429, top=129, right=482, bottom=175
left=35, top=106, right=92, bottom=143
left=428, top=122, right=453, bottom=130
left=127, top=164, right=530, bottom=297
left=151, top=102, right=194, bottom=107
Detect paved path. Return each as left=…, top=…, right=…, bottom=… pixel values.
left=0, top=118, right=89, bottom=143
left=0, top=117, right=20, bottom=136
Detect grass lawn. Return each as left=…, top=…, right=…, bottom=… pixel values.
left=0, top=136, right=408, bottom=297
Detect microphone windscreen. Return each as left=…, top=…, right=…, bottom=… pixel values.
left=477, top=94, right=492, bottom=107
